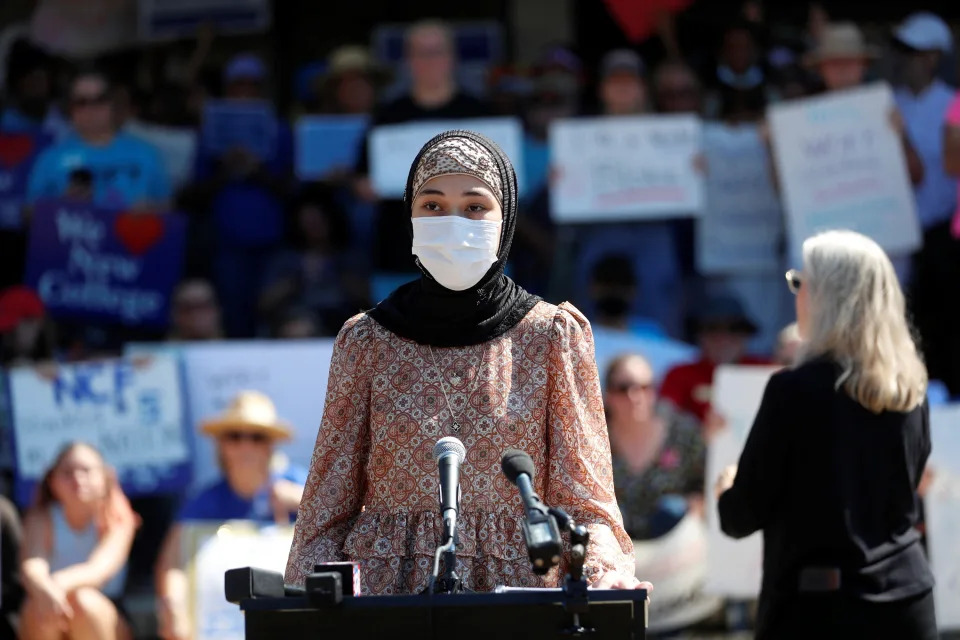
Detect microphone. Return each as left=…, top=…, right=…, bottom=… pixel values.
left=433, top=436, right=466, bottom=543
left=501, top=449, right=562, bottom=575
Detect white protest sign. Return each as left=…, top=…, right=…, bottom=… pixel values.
left=185, top=522, right=293, bottom=640
left=369, top=117, right=525, bottom=197
left=126, top=340, right=334, bottom=490
left=769, top=83, right=921, bottom=260
left=126, top=121, right=198, bottom=190
left=8, top=356, right=189, bottom=500
left=548, top=115, right=703, bottom=223
left=698, top=123, right=782, bottom=274
left=704, top=364, right=781, bottom=598
left=927, top=405, right=960, bottom=630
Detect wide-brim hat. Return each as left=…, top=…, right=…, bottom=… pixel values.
left=200, top=390, right=292, bottom=441
left=803, top=22, right=879, bottom=67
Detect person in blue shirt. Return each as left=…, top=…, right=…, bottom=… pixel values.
left=155, top=390, right=305, bottom=640
left=186, top=53, right=295, bottom=338
left=26, top=70, right=171, bottom=210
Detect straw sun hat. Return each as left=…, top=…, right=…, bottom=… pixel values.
left=200, top=391, right=293, bottom=441
left=804, top=22, right=879, bottom=66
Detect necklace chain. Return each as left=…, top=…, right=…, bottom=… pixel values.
left=428, top=345, right=485, bottom=434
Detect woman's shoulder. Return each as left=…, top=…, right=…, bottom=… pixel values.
left=518, top=301, right=593, bottom=336
left=335, top=312, right=379, bottom=343
left=768, top=357, right=840, bottom=394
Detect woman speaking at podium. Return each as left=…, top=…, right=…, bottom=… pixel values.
left=286, top=130, right=643, bottom=594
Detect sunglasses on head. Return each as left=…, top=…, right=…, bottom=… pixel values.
left=608, top=381, right=655, bottom=394
left=221, top=431, right=270, bottom=444
left=785, top=269, right=803, bottom=295
left=71, top=93, right=109, bottom=108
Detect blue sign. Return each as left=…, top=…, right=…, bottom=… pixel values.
left=0, top=131, right=51, bottom=229
left=7, top=355, right=193, bottom=506
left=201, top=100, right=278, bottom=161
left=24, top=200, right=187, bottom=328
left=294, top=115, right=368, bottom=180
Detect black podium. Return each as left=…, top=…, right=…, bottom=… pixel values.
left=230, top=571, right=648, bottom=639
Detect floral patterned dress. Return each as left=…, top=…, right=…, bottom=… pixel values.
left=285, top=301, right=635, bottom=594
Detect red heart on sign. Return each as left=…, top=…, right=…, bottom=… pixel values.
left=114, top=212, right=166, bottom=255
left=0, top=133, right=36, bottom=169
left=603, top=0, right=692, bottom=44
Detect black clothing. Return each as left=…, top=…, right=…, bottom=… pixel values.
left=368, top=130, right=540, bottom=348
left=718, top=357, right=935, bottom=638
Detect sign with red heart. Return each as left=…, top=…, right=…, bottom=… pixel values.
left=603, top=0, right=692, bottom=44
left=0, top=133, right=36, bottom=169
left=113, top=212, right=167, bottom=256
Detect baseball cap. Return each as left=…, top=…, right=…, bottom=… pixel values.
left=0, top=286, right=45, bottom=332
left=894, top=12, right=952, bottom=53
left=224, top=53, right=267, bottom=82
left=601, top=49, right=644, bottom=79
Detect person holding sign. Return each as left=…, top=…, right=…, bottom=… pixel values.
left=287, top=130, right=645, bottom=594
left=19, top=442, right=139, bottom=640
left=155, top=391, right=305, bottom=640
left=715, top=231, right=936, bottom=639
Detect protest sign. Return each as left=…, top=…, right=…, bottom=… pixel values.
left=698, top=123, right=782, bottom=274
left=201, top=100, right=277, bottom=161
left=704, top=365, right=781, bottom=598
left=0, top=131, right=50, bottom=229
left=368, top=118, right=525, bottom=197
left=126, top=121, right=198, bottom=190
left=769, top=83, right=920, bottom=260
left=7, top=355, right=190, bottom=505
left=138, top=0, right=271, bottom=41
left=183, top=522, right=293, bottom=640
left=549, top=114, right=703, bottom=223
left=927, top=405, right=960, bottom=630
left=295, top=115, right=368, bottom=180
left=24, top=200, right=186, bottom=328
left=126, top=340, right=334, bottom=490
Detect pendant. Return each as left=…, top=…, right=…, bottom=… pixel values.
left=451, top=422, right=461, bottom=433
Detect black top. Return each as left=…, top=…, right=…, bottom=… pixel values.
left=718, top=358, right=934, bottom=624
left=356, top=91, right=491, bottom=272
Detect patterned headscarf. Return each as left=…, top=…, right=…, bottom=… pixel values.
left=410, top=136, right=504, bottom=203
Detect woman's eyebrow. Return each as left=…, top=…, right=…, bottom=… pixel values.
left=418, top=188, right=445, bottom=196
left=463, top=189, right=489, bottom=197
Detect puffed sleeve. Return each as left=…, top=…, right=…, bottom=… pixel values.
left=285, top=314, right=373, bottom=585
left=544, top=303, right=635, bottom=583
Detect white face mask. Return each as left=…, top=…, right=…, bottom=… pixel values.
left=411, top=216, right=501, bottom=291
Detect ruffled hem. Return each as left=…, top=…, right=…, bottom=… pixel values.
left=342, top=509, right=529, bottom=562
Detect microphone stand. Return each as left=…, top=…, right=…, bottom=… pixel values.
left=548, top=507, right=593, bottom=636
left=427, top=531, right=470, bottom=595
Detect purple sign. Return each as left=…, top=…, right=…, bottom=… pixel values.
left=0, top=131, right=50, bottom=229
left=24, top=200, right=186, bottom=328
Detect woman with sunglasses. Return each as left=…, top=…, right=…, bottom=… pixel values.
left=286, top=130, right=646, bottom=594
left=605, top=353, right=707, bottom=541
left=155, top=391, right=306, bottom=640
left=716, top=230, right=936, bottom=639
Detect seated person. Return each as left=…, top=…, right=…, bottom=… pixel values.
left=605, top=354, right=706, bottom=540
left=19, top=443, right=139, bottom=640
left=155, top=391, right=305, bottom=640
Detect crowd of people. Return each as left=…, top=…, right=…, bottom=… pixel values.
left=0, top=1, right=956, bottom=638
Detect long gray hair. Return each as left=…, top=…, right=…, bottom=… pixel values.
left=798, top=230, right=927, bottom=413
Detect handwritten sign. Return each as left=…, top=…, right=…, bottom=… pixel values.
left=698, top=123, right=782, bottom=274
left=549, top=115, right=703, bottom=223
left=8, top=355, right=190, bottom=506
left=295, top=115, right=368, bottom=180
left=704, top=365, right=781, bottom=598
left=183, top=522, right=293, bottom=640
left=201, top=100, right=278, bottom=161
left=769, top=83, right=921, bottom=260
left=24, top=200, right=186, bottom=328
left=126, top=340, right=334, bottom=490
left=368, top=117, right=525, bottom=197
left=927, top=405, right=960, bottom=630
left=138, top=0, right=272, bottom=41
left=0, top=131, right=50, bottom=229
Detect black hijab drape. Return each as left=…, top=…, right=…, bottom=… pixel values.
left=367, top=130, right=541, bottom=347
